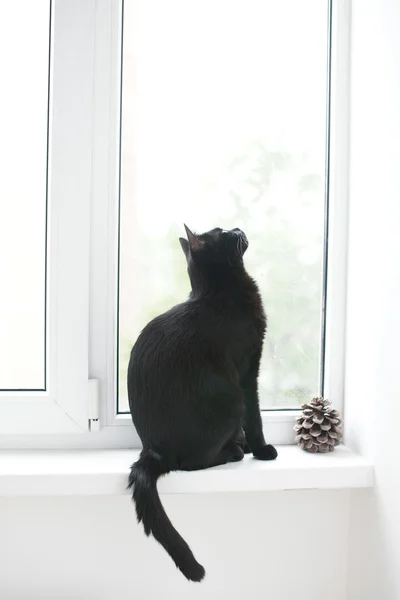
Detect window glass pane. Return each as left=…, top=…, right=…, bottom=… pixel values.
left=0, top=1, right=50, bottom=390
left=119, top=0, right=329, bottom=411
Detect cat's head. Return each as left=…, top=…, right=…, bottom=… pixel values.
left=179, top=225, right=248, bottom=273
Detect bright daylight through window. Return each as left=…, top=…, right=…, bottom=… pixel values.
left=0, top=1, right=50, bottom=391
left=118, top=0, right=330, bottom=413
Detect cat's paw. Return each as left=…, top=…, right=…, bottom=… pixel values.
left=253, top=444, right=278, bottom=461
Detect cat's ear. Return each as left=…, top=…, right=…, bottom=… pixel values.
left=184, top=224, right=204, bottom=253
left=179, top=237, right=190, bottom=257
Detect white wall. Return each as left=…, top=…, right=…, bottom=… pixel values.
left=0, top=491, right=349, bottom=600
left=345, top=0, right=400, bottom=598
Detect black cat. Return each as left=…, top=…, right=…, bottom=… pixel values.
left=127, top=225, right=277, bottom=582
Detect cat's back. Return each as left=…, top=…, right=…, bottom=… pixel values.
left=128, top=300, right=211, bottom=380
left=127, top=299, right=225, bottom=420
left=131, top=301, right=198, bottom=354
left=128, top=272, right=265, bottom=382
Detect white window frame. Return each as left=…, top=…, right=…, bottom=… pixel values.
left=0, top=0, right=95, bottom=437
left=0, top=0, right=349, bottom=449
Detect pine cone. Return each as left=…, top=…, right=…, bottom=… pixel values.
left=294, top=397, right=342, bottom=453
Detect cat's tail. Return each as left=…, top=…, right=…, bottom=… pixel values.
left=127, top=449, right=205, bottom=582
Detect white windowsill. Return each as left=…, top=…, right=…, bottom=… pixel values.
left=0, top=445, right=373, bottom=497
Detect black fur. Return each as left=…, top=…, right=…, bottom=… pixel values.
left=127, top=225, right=277, bottom=582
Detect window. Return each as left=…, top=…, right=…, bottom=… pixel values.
left=0, top=0, right=94, bottom=436
left=0, top=1, right=49, bottom=390
left=0, top=0, right=348, bottom=446
left=117, top=0, right=334, bottom=413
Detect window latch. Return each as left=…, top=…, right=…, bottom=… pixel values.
left=88, top=379, right=100, bottom=432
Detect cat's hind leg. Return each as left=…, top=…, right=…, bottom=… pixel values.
left=177, top=380, right=246, bottom=471
left=179, top=437, right=244, bottom=471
